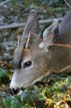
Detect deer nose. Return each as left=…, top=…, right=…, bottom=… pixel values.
left=9, top=88, right=20, bottom=95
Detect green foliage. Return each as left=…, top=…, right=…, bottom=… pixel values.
left=0, top=68, right=9, bottom=85
left=2, top=75, right=71, bottom=108
left=10, top=0, right=65, bottom=9
left=3, top=96, right=22, bottom=108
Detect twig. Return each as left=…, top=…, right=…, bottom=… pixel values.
left=39, top=17, right=63, bottom=24
left=18, top=35, right=20, bottom=47
left=49, top=65, right=71, bottom=73
left=64, top=0, right=71, bottom=8
left=30, top=96, right=37, bottom=108
left=0, top=0, right=10, bottom=6
left=51, top=43, right=71, bottom=48
left=0, top=18, right=63, bottom=30
left=25, top=32, right=31, bottom=48
left=0, top=88, right=7, bottom=92
left=0, top=22, right=25, bottom=30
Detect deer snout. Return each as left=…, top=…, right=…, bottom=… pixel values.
left=9, top=83, right=23, bottom=95
left=9, top=73, right=23, bottom=95
left=9, top=88, right=21, bottom=95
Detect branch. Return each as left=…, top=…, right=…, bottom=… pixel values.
left=0, top=22, right=25, bottom=29
left=0, top=17, right=63, bottom=30
left=51, top=43, right=71, bottom=48
left=64, top=0, right=71, bottom=8
left=39, top=17, right=63, bottom=24
left=0, top=0, right=10, bottom=6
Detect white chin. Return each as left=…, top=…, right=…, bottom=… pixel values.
left=17, top=90, right=23, bottom=95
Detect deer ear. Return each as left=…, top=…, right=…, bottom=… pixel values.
left=39, top=19, right=59, bottom=50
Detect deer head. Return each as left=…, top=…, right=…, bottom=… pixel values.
left=9, top=10, right=58, bottom=95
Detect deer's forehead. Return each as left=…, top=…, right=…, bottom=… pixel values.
left=23, top=48, right=32, bottom=56
left=14, top=47, right=33, bottom=60
left=14, top=43, right=43, bottom=62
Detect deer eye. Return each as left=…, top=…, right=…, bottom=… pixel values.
left=23, top=61, right=32, bottom=68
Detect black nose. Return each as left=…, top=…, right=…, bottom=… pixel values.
left=9, top=88, right=20, bottom=95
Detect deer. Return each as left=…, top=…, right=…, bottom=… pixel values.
left=9, top=9, right=71, bottom=95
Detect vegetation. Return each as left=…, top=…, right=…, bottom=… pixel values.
left=0, top=0, right=71, bottom=108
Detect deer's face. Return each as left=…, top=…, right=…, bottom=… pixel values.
left=9, top=43, right=49, bottom=95
left=9, top=9, right=58, bottom=95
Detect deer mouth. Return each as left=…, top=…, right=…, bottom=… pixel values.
left=9, top=87, right=24, bottom=96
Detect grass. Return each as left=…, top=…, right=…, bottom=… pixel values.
left=0, top=68, right=71, bottom=108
